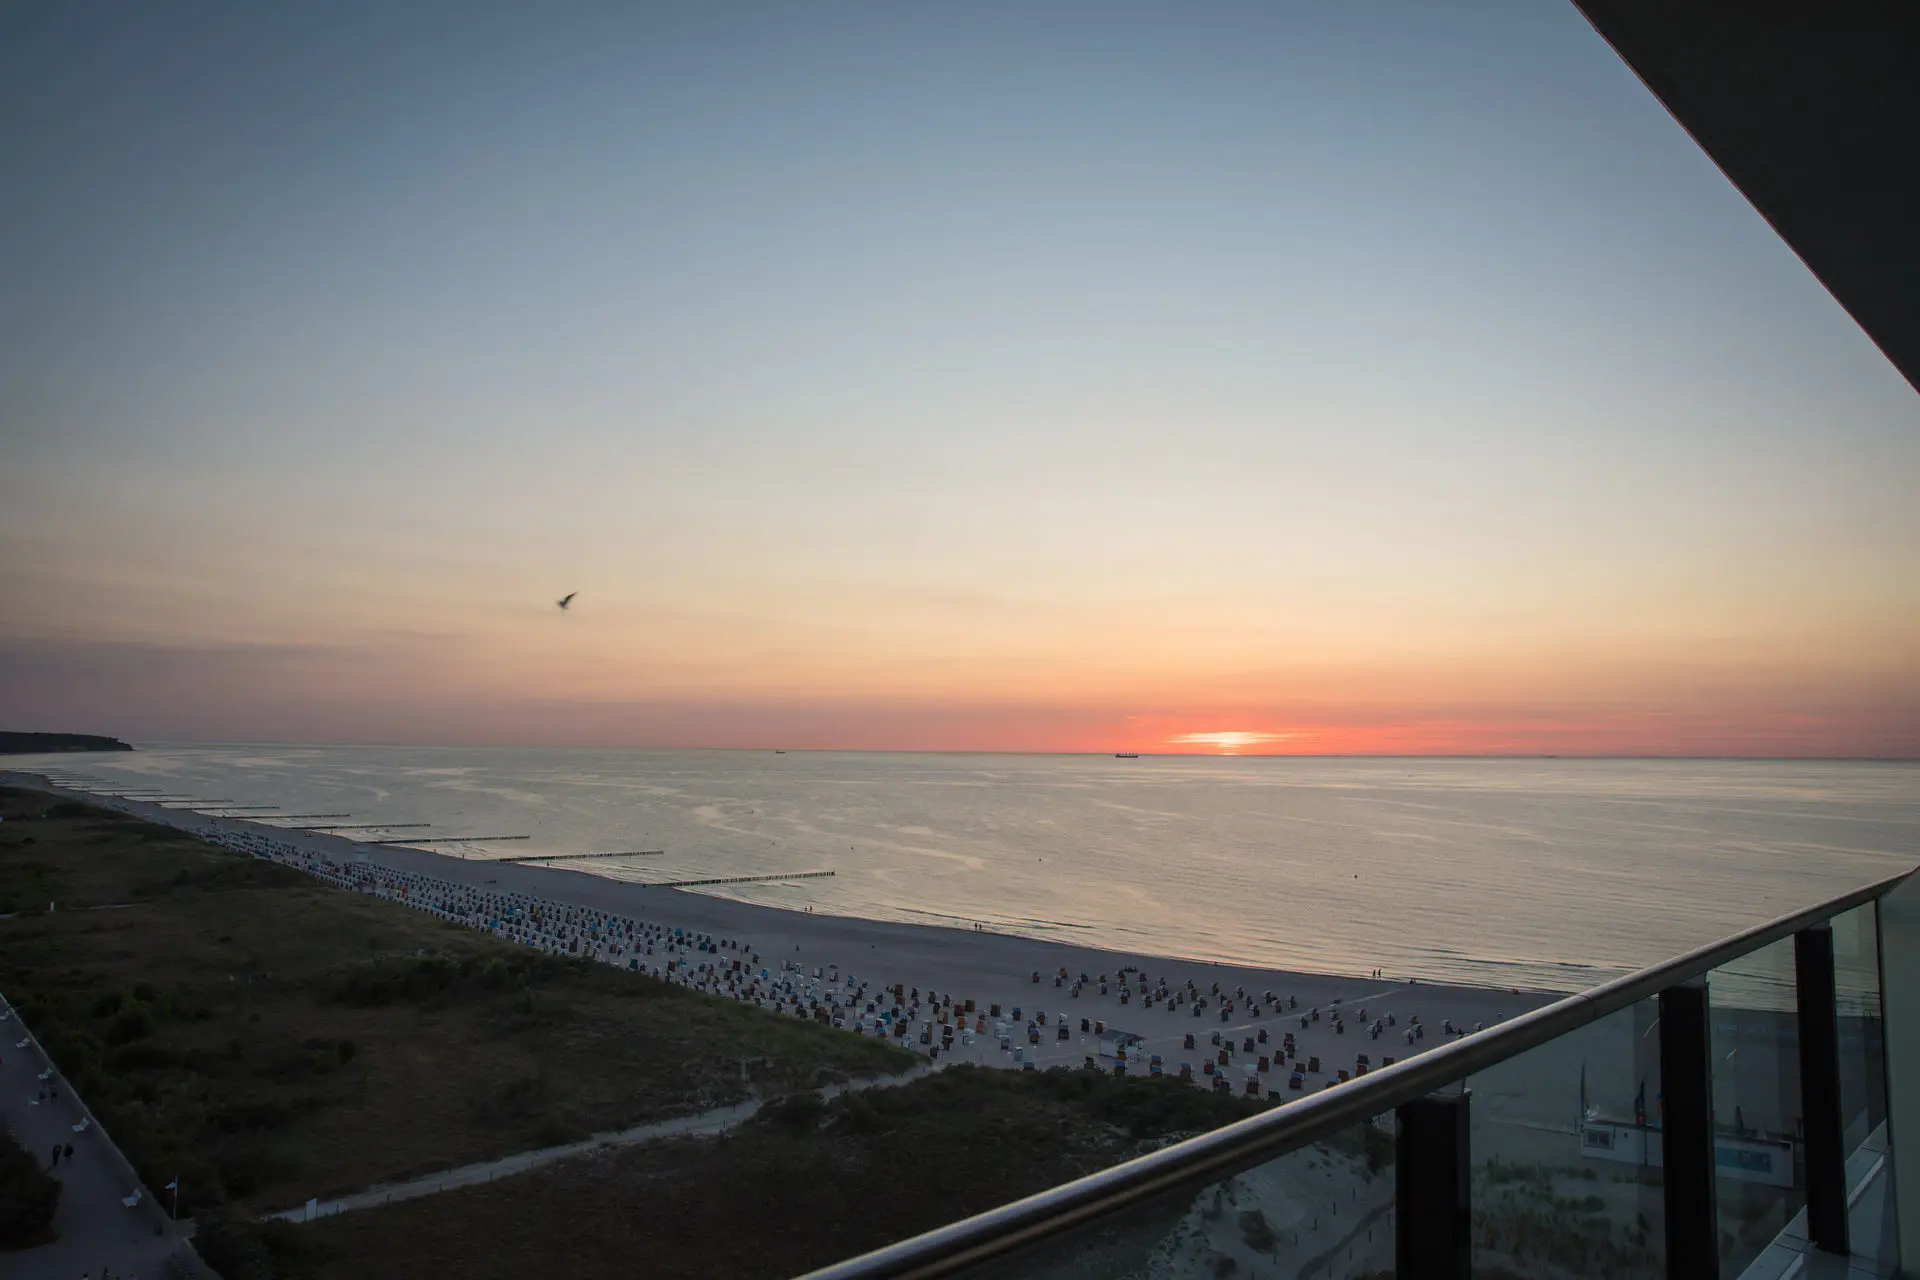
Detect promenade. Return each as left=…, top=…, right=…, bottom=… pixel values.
left=0, top=999, right=195, bottom=1279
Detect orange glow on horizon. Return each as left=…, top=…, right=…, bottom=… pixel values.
left=1165, top=730, right=1297, bottom=753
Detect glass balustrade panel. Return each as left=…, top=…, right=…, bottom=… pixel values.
left=1832, top=901, right=1896, bottom=1266
left=1707, top=936, right=1803, bottom=1275
left=1464, top=998, right=1665, bottom=1279
left=947, top=1108, right=1401, bottom=1279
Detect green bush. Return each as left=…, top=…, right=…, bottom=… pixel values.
left=765, top=1091, right=827, bottom=1130
left=107, top=1005, right=156, bottom=1045
left=108, top=1042, right=181, bottom=1071
left=0, top=1131, right=61, bottom=1246
left=195, top=1212, right=334, bottom=1279
left=194, top=1212, right=274, bottom=1279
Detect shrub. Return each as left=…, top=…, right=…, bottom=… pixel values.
left=0, top=1131, right=61, bottom=1246
left=108, top=1042, right=181, bottom=1071
left=473, top=1073, right=549, bottom=1122
left=194, top=1212, right=273, bottom=1280
left=765, top=1090, right=826, bottom=1130
left=107, top=1006, right=156, bottom=1045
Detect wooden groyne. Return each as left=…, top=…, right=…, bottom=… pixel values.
left=288, top=822, right=432, bottom=831
left=653, top=870, right=835, bottom=888
left=363, top=835, right=530, bottom=845
left=497, top=849, right=667, bottom=863
left=268, top=813, right=352, bottom=820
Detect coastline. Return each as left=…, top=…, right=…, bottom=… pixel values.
left=4, top=770, right=1548, bottom=1080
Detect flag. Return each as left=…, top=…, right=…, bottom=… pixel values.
left=1579, top=1061, right=1588, bottom=1121
left=165, top=1177, right=178, bottom=1191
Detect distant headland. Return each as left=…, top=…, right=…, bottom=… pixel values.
left=0, top=731, right=134, bottom=754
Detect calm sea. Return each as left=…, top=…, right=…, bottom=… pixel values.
left=19, top=746, right=1919, bottom=992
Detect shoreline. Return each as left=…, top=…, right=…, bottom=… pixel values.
left=5, top=771, right=1550, bottom=1082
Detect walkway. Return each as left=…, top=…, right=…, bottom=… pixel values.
left=0, top=1000, right=196, bottom=1278
left=265, top=1065, right=935, bottom=1223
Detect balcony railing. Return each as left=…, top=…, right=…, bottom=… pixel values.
left=800, top=868, right=1912, bottom=1279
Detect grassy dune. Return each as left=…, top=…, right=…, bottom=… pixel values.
left=298, top=1066, right=1270, bottom=1279
left=0, top=788, right=912, bottom=1218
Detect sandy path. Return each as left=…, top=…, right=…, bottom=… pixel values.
left=259, top=1064, right=941, bottom=1223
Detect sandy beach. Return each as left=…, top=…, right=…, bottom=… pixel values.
left=7, top=771, right=1546, bottom=1092
left=23, top=770, right=1849, bottom=1275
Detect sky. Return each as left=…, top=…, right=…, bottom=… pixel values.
left=2, top=2, right=1917, bottom=757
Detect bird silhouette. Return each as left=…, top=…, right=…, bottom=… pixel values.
left=557, top=592, right=577, bottom=610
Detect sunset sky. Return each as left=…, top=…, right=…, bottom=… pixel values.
left=3, top=2, right=1917, bottom=756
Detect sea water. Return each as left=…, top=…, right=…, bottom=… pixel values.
left=19, top=746, right=1919, bottom=992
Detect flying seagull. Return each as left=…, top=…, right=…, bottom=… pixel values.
left=557, top=592, right=577, bottom=610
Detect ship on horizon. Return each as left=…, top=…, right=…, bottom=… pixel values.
left=1114, top=752, right=1139, bottom=759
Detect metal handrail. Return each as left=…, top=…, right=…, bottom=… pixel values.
left=799, top=867, right=1913, bottom=1279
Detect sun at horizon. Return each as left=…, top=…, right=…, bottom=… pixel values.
left=1165, top=731, right=1296, bottom=754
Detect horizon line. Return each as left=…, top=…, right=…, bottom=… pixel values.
left=16, top=737, right=1919, bottom=764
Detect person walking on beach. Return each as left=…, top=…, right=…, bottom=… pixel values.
left=50, top=1143, right=60, bottom=1168
left=64, top=1142, right=73, bottom=1162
